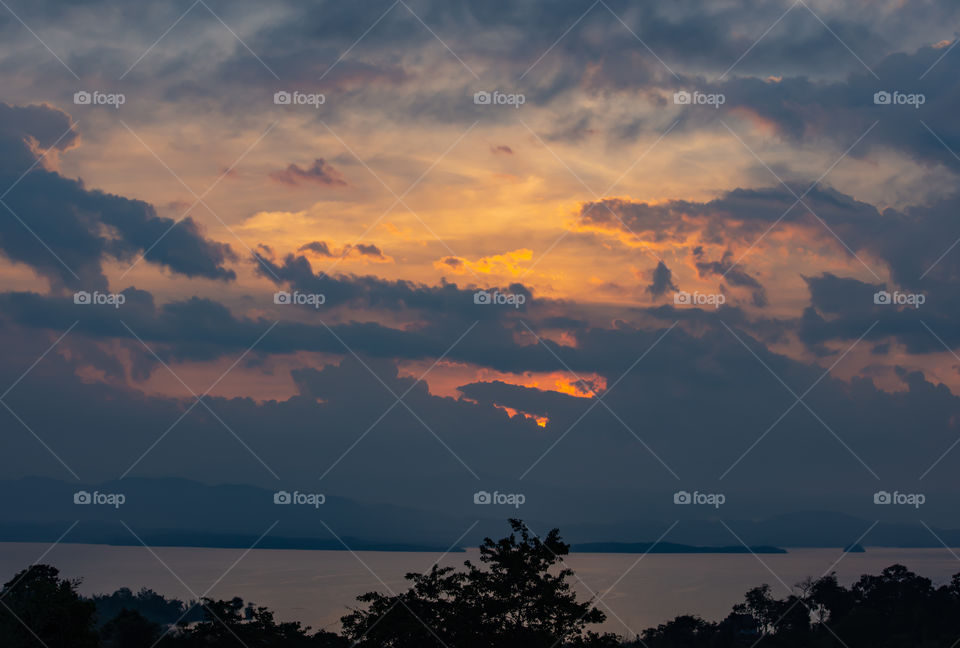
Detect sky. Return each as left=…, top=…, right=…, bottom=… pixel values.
left=2, top=0, right=960, bottom=537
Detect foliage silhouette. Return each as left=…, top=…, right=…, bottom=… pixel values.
left=91, top=587, right=203, bottom=628
left=340, top=518, right=618, bottom=648
left=638, top=563, right=960, bottom=647
left=0, top=564, right=98, bottom=648
left=166, top=596, right=346, bottom=647
left=99, top=608, right=161, bottom=648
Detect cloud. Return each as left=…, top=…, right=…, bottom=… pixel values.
left=269, top=158, right=346, bottom=186
left=6, top=0, right=960, bottom=533
left=3, top=310, right=960, bottom=526
left=298, top=241, right=390, bottom=262
left=646, top=260, right=678, bottom=296
left=436, top=256, right=464, bottom=270
left=298, top=241, right=334, bottom=256
left=578, top=183, right=959, bottom=291
left=698, top=45, right=958, bottom=168
left=0, top=102, right=79, bottom=169
left=434, top=249, right=533, bottom=276
left=348, top=243, right=387, bottom=259
left=6, top=0, right=957, bottom=151
left=805, top=272, right=880, bottom=316
left=798, top=273, right=952, bottom=355
left=0, top=103, right=236, bottom=290
left=693, top=248, right=768, bottom=307
left=576, top=183, right=960, bottom=353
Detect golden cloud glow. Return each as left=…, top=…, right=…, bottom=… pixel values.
left=493, top=403, right=549, bottom=427
left=434, top=248, right=533, bottom=276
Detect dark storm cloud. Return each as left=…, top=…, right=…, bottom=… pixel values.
left=713, top=43, right=960, bottom=168
left=0, top=274, right=741, bottom=380
left=693, top=249, right=768, bottom=307
left=0, top=277, right=550, bottom=373
left=0, top=103, right=79, bottom=168
left=263, top=0, right=946, bottom=85
left=582, top=185, right=960, bottom=293
left=253, top=251, right=533, bottom=320
left=805, top=272, right=880, bottom=315
left=9, top=0, right=957, bottom=145
left=579, top=184, right=881, bottom=246
left=235, top=0, right=959, bottom=153
left=646, top=260, right=677, bottom=297
left=3, top=313, right=960, bottom=526
left=0, top=103, right=236, bottom=290
left=582, top=184, right=960, bottom=352
left=186, top=4, right=960, bottom=172
left=798, top=273, right=956, bottom=354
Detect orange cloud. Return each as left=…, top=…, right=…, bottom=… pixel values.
left=493, top=403, right=549, bottom=427
left=434, top=248, right=533, bottom=276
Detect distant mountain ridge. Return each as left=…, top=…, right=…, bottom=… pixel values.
left=1, top=477, right=956, bottom=552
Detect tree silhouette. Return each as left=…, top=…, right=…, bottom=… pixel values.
left=639, top=614, right=716, bottom=648
left=169, top=596, right=347, bottom=647
left=639, top=562, right=960, bottom=647
left=341, top=518, right=618, bottom=648
left=91, top=586, right=203, bottom=628
left=99, top=608, right=161, bottom=648
left=0, top=564, right=98, bottom=648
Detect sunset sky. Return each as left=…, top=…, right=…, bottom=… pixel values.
left=2, top=0, right=960, bottom=533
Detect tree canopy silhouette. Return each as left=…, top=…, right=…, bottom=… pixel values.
left=638, top=563, right=960, bottom=648
left=341, top=518, right=619, bottom=648
left=0, top=564, right=98, bottom=648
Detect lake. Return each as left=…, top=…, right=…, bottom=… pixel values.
left=2, top=543, right=959, bottom=638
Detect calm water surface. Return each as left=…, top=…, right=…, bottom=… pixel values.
left=2, top=543, right=959, bottom=637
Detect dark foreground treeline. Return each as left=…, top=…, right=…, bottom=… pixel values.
left=2, top=519, right=958, bottom=648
